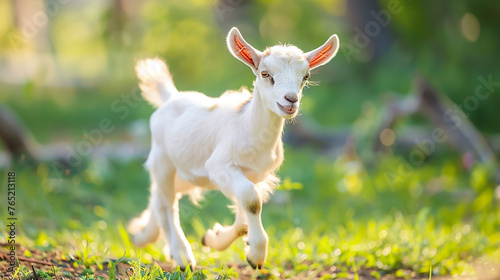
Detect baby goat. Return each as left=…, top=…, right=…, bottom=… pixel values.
left=128, top=27, right=339, bottom=269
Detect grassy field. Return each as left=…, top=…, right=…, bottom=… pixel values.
left=1, top=124, right=500, bottom=279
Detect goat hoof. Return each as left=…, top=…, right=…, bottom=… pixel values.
left=246, top=257, right=262, bottom=270
left=201, top=228, right=218, bottom=247
left=201, top=233, right=207, bottom=246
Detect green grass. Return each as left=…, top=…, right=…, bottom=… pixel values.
left=1, top=147, right=499, bottom=279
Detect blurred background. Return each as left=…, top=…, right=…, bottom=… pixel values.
left=1, top=0, right=499, bottom=160
left=1, top=0, right=500, bottom=277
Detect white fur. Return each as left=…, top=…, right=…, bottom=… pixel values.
left=128, top=27, right=339, bottom=269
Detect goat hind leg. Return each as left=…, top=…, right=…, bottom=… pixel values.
left=128, top=196, right=161, bottom=247
left=202, top=204, right=247, bottom=251
left=153, top=167, right=196, bottom=269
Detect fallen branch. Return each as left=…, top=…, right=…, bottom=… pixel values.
left=0, top=104, right=37, bottom=164
left=375, top=77, right=500, bottom=183
left=0, top=252, right=54, bottom=266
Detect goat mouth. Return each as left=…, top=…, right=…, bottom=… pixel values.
left=277, top=102, right=297, bottom=115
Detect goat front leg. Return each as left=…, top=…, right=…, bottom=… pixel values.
left=208, top=165, right=268, bottom=269
left=151, top=166, right=196, bottom=270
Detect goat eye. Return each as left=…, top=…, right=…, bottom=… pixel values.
left=261, top=71, right=270, bottom=78
left=303, top=74, right=310, bottom=80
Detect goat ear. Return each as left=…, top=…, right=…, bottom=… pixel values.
left=305, top=34, right=340, bottom=70
left=227, top=27, right=262, bottom=70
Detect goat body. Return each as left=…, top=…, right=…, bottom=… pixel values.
left=128, top=27, right=339, bottom=269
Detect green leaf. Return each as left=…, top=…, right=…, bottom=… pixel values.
left=108, top=251, right=126, bottom=280
left=278, top=177, right=303, bottom=190
left=395, top=269, right=406, bottom=277
left=81, top=268, right=93, bottom=276
left=414, top=207, right=430, bottom=230
left=23, top=80, right=35, bottom=100
left=370, top=271, right=381, bottom=279
left=336, top=272, right=349, bottom=278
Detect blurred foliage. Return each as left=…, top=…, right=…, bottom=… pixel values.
left=0, top=0, right=499, bottom=137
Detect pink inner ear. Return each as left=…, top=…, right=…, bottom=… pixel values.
left=234, top=36, right=254, bottom=66
left=309, top=42, right=333, bottom=68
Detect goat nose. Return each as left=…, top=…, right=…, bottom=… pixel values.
left=285, top=94, right=299, bottom=103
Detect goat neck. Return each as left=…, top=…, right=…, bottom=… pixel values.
left=242, top=85, right=285, bottom=149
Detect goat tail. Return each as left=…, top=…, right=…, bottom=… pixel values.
left=135, top=58, right=179, bottom=108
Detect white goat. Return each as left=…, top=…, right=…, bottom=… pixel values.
left=128, top=27, right=339, bottom=270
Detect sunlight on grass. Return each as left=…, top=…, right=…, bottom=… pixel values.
left=1, top=151, right=499, bottom=278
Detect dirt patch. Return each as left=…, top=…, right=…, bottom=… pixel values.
left=1, top=245, right=497, bottom=280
